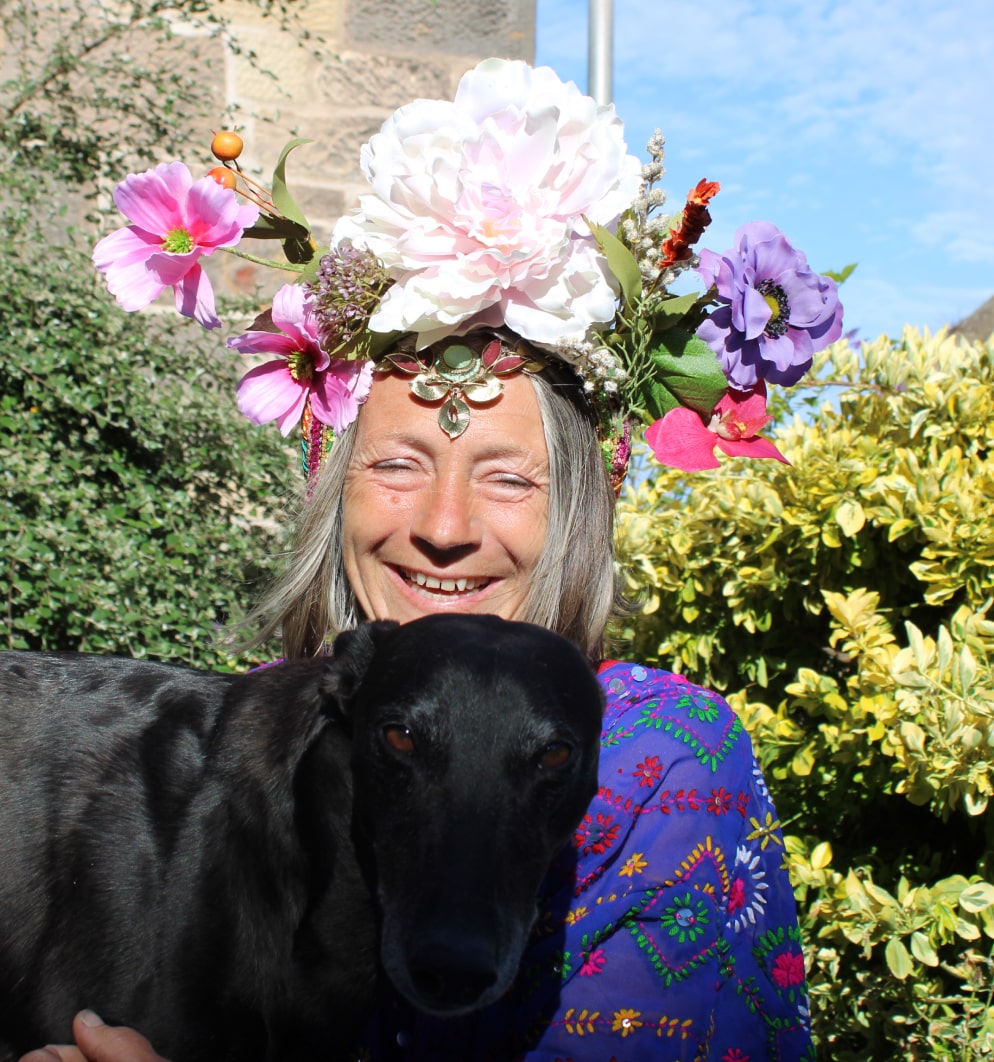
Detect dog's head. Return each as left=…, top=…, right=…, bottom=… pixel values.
left=322, top=614, right=603, bottom=1017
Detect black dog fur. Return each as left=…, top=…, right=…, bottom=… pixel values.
left=0, top=614, right=603, bottom=1062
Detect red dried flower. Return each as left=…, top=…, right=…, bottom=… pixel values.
left=658, top=178, right=721, bottom=271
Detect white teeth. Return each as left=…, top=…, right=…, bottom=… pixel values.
left=409, top=571, right=486, bottom=593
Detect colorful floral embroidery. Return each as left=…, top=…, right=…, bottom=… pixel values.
left=660, top=893, right=711, bottom=944
left=619, top=852, right=648, bottom=877
left=633, top=754, right=663, bottom=786
left=726, top=844, right=770, bottom=933
left=771, top=951, right=806, bottom=988
left=574, top=811, right=620, bottom=855
left=658, top=788, right=701, bottom=813
left=563, top=1008, right=599, bottom=1035
left=611, top=1008, right=643, bottom=1036
left=678, top=690, right=722, bottom=724
left=747, top=811, right=785, bottom=851
left=707, top=786, right=735, bottom=814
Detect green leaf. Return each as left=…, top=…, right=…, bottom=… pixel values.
left=271, top=138, right=313, bottom=228
left=835, top=499, right=866, bottom=537
left=333, top=327, right=403, bottom=361
left=959, top=882, right=994, bottom=913
left=909, top=931, right=939, bottom=967
left=884, top=937, right=913, bottom=980
left=645, top=291, right=701, bottom=329
left=242, top=213, right=312, bottom=242
left=586, top=218, right=642, bottom=306
left=268, top=138, right=316, bottom=264
left=824, top=263, right=858, bottom=284
left=642, top=332, right=728, bottom=420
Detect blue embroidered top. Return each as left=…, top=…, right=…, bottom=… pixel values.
left=360, top=662, right=813, bottom=1061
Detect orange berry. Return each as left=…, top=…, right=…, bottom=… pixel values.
left=210, top=131, right=244, bottom=162
left=207, top=166, right=238, bottom=190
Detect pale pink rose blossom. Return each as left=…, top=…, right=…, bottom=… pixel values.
left=333, top=58, right=643, bottom=348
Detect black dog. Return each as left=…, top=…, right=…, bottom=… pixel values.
left=0, top=614, right=603, bottom=1062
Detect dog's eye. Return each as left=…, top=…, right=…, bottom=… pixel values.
left=538, top=742, right=572, bottom=770
left=383, top=724, right=415, bottom=755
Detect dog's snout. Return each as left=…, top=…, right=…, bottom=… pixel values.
left=407, top=934, right=499, bottom=1012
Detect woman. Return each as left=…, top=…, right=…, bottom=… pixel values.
left=36, top=56, right=842, bottom=1061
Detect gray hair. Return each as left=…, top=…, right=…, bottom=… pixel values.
left=245, top=357, right=619, bottom=662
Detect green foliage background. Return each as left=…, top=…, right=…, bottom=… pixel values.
left=613, top=329, right=994, bottom=1058
left=0, top=0, right=295, bottom=667
left=2, top=0, right=992, bottom=1056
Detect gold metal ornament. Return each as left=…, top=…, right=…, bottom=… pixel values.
left=382, top=339, right=537, bottom=438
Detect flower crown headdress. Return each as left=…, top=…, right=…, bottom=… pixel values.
left=93, top=58, right=843, bottom=492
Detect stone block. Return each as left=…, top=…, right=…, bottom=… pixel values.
left=313, top=50, right=454, bottom=109
left=344, top=0, right=535, bottom=59
left=221, top=0, right=341, bottom=38
left=250, top=109, right=385, bottom=181
left=229, top=29, right=322, bottom=104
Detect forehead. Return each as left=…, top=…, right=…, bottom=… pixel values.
left=354, top=369, right=548, bottom=459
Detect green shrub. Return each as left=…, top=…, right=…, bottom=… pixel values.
left=0, top=232, right=292, bottom=668
left=613, top=328, right=994, bottom=1059
left=0, top=0, right=296, bottom=669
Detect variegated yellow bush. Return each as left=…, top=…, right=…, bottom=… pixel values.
left=613, top=328, right=994, bottom=1059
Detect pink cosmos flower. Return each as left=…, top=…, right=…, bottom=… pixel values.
left=644, top=387, right=789, bottom=473
left=92, top=162, right=259, bottom=330
left=227, top=283, right=374, bottom=435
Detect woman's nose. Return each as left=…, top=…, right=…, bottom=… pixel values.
left=409, top=472, right=481, bottom=553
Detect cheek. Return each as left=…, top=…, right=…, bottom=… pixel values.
left=488, top=497, right=548, bottom=567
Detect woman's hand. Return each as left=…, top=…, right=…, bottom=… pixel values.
left=18, top=1011, right=168, bottom=1062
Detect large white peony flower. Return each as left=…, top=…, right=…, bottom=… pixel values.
left=332, top=58, right=644, bottom=348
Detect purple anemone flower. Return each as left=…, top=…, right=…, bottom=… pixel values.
left=696, top=221, right=843, bottom=389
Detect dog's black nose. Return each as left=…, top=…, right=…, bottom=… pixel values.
left=408, top=936, right=499, bottom=1011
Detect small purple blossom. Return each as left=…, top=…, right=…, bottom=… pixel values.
left=696, top=222, right=843, bottom=390
left=305, top=242, right=391, bottom=354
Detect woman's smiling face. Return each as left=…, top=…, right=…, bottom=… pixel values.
left=341, top=370, right=549, bottom=625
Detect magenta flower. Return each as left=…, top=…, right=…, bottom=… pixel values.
left=696, top=221, right=843, bottom=390
left=228, top=283, right=374, bottom=435
left=644, top=387, right=789, bottom=472
left=92, top=162, right=259, bottom=330
left=771, top=949, right=806, bottom=988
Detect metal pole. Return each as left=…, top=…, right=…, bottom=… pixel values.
left=587, top=0, right=614, bottom=104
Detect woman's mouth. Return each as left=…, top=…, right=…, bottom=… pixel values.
left=401, top=569, right=492, bottom=596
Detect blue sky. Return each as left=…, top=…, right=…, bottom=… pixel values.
left=535, top=0, right=994, bottom=342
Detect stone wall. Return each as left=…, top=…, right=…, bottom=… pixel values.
left=206, top=0, right=536, bottom=296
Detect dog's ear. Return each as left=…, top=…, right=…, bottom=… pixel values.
left=321, top=621, right=400, bottom=720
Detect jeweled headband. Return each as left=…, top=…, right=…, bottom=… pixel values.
left=93, top=58, right=844, bottom=492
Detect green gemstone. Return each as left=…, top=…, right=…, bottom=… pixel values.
left=442, top=344, right=474, bottom=370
